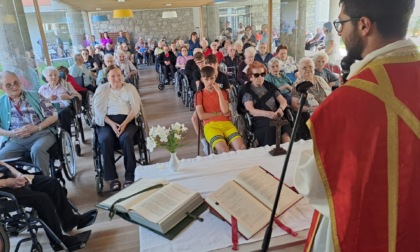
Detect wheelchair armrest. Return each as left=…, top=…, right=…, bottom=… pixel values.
left=0, top=191, right=20, bottom=212
left=284, top=106, right=294, bottom=122
left=71, top=97, right=82, bottom=114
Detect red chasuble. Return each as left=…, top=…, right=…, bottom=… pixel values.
left=306, top=51, right=420, bottom=251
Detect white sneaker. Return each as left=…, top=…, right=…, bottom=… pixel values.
left=201, top=138, right=209, bottom=155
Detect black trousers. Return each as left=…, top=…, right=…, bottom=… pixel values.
left=58, top=106, right=73, bottom=135
left=0, top=176, right=77, bottom=241
left=161, top=64, right=175, bottom=83
left=97, top=115, right=137, bottom=181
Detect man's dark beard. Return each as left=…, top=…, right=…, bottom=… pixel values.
left=345, top=27, right=364, bottom=61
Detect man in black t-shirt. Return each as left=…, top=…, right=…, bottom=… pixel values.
left=220, top=21, right=233, bottom=40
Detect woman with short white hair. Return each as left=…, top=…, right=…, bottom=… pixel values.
left=39, top=66, right=81, bottom=135
left=313, top=51, right=339, bottom=88
left=97, top=54, right=115, bottom=85
left=237, top=46, right=257, bottom=85
left=265, top=57, right=293, bottom=104
left=115, top=51, right=137, bottom=82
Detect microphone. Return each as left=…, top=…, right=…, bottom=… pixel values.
left=296, top=81, right=313, bottom=93
left=340, top=56, right=355, bottom=84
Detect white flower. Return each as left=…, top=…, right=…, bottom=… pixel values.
left=146, top=137, right=157, bottom=152
left=147, top=122, right=188, bottom=152
left=174, top=133, right=182, bottom=140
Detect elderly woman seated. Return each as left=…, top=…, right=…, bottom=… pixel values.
left=291, top=57, right=331, bottom=140
left=39, top=66, right=82, bottom=135
left=0, top=71, right=57, bottom=175
left=313, top=51, right=339, bottom=88
left=69, top=53, right=96, bottom=93
left=239, top=61, right=291, bottom=146
left=237, top=46, right=257, bottom=85
left=115, top=50, right=137, bottom=83
left=93, top=65, right=141, bottom=191
left=265, top=57, right=293, bottom=105
left=175, top=46, right=193, bottom=72
left=275, top=44, right=298, bottom=82
left=97, top=54, right=115, bottom=85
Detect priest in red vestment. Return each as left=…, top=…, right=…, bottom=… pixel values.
left=294, top=0, right=420, bottom=251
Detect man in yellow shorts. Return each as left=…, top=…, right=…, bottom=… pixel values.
left=195, top=66, right=246, bottom=153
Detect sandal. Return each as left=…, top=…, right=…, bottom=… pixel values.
left=123, top=180, right=134, bottom=188
left=110, top=180, right=121, bottom=192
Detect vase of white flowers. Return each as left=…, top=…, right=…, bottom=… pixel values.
left=146, top=122, right=188, bottom=171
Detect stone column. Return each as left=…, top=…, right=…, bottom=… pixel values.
left=202, top=6, right=220, bottom=41
left=295, top=0, right=306, bottom=61
left=66, top=9, right=87, bottom=51
left=0, top=0, right=40, bottom=91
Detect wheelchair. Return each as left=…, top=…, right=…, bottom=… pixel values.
left=0, top=161, right=76, bottom=252
left=72, top=76, right=94, bottom=129
left=178, top=72, right=194, bottom=111
left=125, top=73, right=140, bottom=91
left=218, top=63, right=237, bottom=86
left=91, top=114, right=150, bottom=194
left=157, top=63, right=176, bottom=91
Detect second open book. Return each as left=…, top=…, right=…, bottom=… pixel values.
left=205, top=165, right=303, bottom=239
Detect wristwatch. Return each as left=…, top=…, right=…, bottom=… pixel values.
left=38, top=125, right=42, bottom=132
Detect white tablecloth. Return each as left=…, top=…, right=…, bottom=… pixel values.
left=135, top=140, right=314, bottom=252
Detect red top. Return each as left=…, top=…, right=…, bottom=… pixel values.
left=67, top=75, right=87, bottom=92
left=204, top=50, right=224, bottom=63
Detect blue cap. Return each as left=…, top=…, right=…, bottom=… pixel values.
left=323, top=22, right=333, bottom=32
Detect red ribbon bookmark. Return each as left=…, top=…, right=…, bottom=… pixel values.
left=231, top=216, right=239, bottom=250
left=274, top=218, right=298, bottom=237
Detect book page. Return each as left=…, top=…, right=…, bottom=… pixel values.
left=97, top=178, right=169, bottom=211
left=130, top=183, right=197, bottom=224
left=206, top=181, right=270, bottom=239
left=235, top=166, right=302, bottom=215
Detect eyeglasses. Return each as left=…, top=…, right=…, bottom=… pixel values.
left=4, top=81, right=20, bottom=89
left=252, top=72, right=266, bottom=78
left=333, top=17, right=361, bottom=32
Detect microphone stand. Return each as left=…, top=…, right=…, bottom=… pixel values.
left=261, top=81, right=311, bottom=252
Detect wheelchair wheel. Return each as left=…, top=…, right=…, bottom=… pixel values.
left=30, top=242, right=43, bottom=252
left=61, top=130, right=76, bottom=181
left=83, top=91, right=94, bottom=127
left=158, top=84, right=165, bottom=90
left=92, top=129, right=104, bottom=194
left=75, top=144, right=81, bottom=157
left=0, top=224, right=10, bottom=252
left=95, top=173, right=103, bottom=195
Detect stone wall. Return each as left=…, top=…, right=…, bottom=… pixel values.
left=91, top=8, right=196, bottom=44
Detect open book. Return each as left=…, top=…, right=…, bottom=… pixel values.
left=97, top=178, right=207, bottom=239
left=205, top=165, right=303, bottom=239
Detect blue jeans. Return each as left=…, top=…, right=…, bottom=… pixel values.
left=0, top=129, right=55, bottom=175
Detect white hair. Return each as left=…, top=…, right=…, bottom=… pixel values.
left=298, top=57, right=315, bottom=69
left=313, top=51, right=329, bottom=63
left=104, top=53, right=114, bottom=62
left=42, top=66, right=59, bottom=78
left=244, top=46, right=257, bottom=57
left=267, top=57, right=281, bottom=70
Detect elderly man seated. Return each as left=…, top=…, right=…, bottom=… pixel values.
left=0, top=160, right=97, bottom=251
left=0, top=71, right=57, bottom=175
